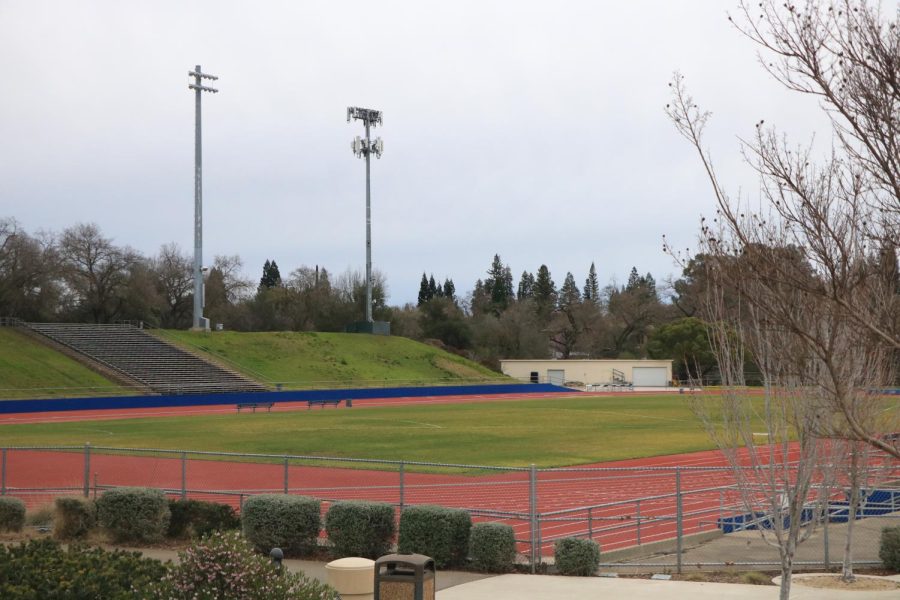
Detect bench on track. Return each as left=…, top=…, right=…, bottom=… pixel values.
left=307, top=398, right=343, bottom=409
left=236, top=402, right=274, bottom=413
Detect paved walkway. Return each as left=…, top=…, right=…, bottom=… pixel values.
left=436, top=573, right=900, bottom=600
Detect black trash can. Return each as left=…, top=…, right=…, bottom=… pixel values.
left=374, top=553, right=435, bottom=600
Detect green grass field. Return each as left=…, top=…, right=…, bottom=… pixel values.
left=157, top=330, right=501, bottom=387
left=0, top=395, right=715, bottom=467
left=0, top=329, right=124, bottom=399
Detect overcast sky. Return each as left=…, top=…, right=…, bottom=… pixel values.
left=0, top=1, right=833, bottom=305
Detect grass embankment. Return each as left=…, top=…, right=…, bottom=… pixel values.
left=157, top=330, right=501, bottom=388
left=0, top=395, right=714, bottom=466
left=0, top=329, right=125, bottom=399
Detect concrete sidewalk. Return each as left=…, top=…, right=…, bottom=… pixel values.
left=436, top=573, right=900, bottom=600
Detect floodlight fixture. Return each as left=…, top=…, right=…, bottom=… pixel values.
left=189, top=65, right=219, bottom=331
left=347, top=106, right=385, bottom=323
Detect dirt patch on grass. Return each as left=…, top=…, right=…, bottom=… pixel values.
left=792, top=575, right=900, bottom=591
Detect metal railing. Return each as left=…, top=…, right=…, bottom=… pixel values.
left=0, top=445, right=896, bottom=572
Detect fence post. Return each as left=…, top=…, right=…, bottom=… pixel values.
left=283, top=457, right=289, bottom=494
left=399, top=462, right=405, bottom=510
left=675, top=467, right=683, bottom=575
left=181, top=452, right=187, bottom=500
left=1, top=448, right=6, bottom=496
left=587, top=507, right=593, bottom=540
left=83, top=443, right=91, bottom=498
left=823, top=500, right=830, bottom=569
left=636, top=499, right=642, bottom=545
left=529, top=464, right=537, bottom=573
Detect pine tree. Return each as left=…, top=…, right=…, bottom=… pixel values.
left=258, top=259, right=282, bottom=290
left=417, top=272, right=431, bottom=306
left=625, top=266, right=642, bottom=291
left=485, top=254, right=512, bottom=314
left=533, top=264, right=557, bottom=319
left=428, top=275, right=438, bottom=299
left=517, top=271, right=535, bottom=300
left=559, top=272, right=582, bottom=311
left=583, top=262, right=600, bottom=304
left=443, top=278, right=456, bottom=303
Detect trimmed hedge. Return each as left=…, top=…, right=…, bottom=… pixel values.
left=167, top=499, right=240, bottom=539
left=242, top=494, right=321, bottom=556
left=54, top=496, right=96, bottom=540
left=0, top=497, right=25, bottom=532
left=97, top=487, right=171, bottom=543
left=325, top=501, right=396, bottom=558
left=0, top=538, right=167, bottom=599
left=469, top=522, right=516, bottom=572
left=398, top=505, right=471, bottom=568
left=554, top=537, right=600, bottom=576
left=880, top=526, right=900, bottom=571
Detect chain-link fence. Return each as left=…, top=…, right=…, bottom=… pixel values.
left=2, top=445, right=897, bottom=572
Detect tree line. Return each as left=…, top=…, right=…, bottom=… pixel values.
left=0, top=217, right=716, bottom=379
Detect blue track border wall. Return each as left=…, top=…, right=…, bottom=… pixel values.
left=0, top=383, right=572, bottom=415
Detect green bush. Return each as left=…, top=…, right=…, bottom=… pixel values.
left=0, top=538, right=167, bottom=599
left=167, top=499, right=240, bottom=538
left=54, top=496, right=96, bottom=540
left=398, top=505, right=471, bottom=568
left=96, top=487, right=171, bottom=543
left=469, top=522, right=516, bottom=572
left=146, top=530, right=339, bottom=600
left=0, top=497, right=25, bottom=532
left=880, top=525, right=900, bottom=571
left=242, top=494, right=321, bottom=556
left=554, top=537, right=600, bottom=576
left=325, top=501, right=396, bottom=558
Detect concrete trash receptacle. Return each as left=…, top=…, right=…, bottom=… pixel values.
left=374, top=553, right=435, bottom=600
left=325, top=556, right=375, bottom=600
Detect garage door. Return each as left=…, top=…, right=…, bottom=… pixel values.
left=547, top=370, right=566, bottom=386
left=632, top=367, right=668, bottom=387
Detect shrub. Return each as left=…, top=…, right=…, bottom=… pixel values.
left=554, top=537, right=600, bottom=576
left=880, top=525, right=900, bottom=571
left=0, top=538, right=167, bottom=599
left=146, top=530, right=339, bottom=600
left=469, top=522, right=516, bottom=572
left=398, top=505, right=471, bottom=568
left=242, top=494, right=321, bottom=556
left=96, top=487, right=171, bottom=543
left=167, top=499, right=240, bottom=539
left=0, top=497, right=25, bottom=532
left=740, top=571, right=772, bottom=585
left=54, top=496, right=96, bottom=540
left=325, top=501, right=395, bottom=558
left=25, top=504, right=54, bottom=529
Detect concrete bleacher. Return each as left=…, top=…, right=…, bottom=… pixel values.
left=26, top=323, right=267, bottom=395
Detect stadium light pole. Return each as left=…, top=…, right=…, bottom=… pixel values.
left=188, top=65, right=218, bottom=331
left=347, top=107, right=383, bottom=323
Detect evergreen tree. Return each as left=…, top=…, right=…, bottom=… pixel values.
left=625, top=266, right=642, bottom=291
left=417, top=272, right=431, bottom=306
left=443, top=278, right=456, bottom=303
left=533, top=264, right=557, bottom=320
left=484, top=254, right=512, bottom=315
left=428, top=275, right=438, bottom=299
left=258, top=259, right=282, bottom=290
left=517, top=271, right=535, bottom=300
left=583, top=262, right=600, bottom=304
left=558, top=272, right=582, bottom=311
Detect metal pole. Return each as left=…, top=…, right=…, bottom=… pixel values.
left=83, top=443, right=91, bottom=498
left=636, top=499, right=642, bottom=545
left=675, top=467, right=683, bottom=574
left=529, top=464, right=537, bottom=573
left=823, top=500, right=830, bottom=569
left=181, top=452, right=187, bottom=500
left=364, top=120, right=373, bottom=323
left=587, top=507, right=593, bottom=540
left=192, top=65, right=203, bottom=330
left=283, top=457, right=289, bottom=494
left=399, top=462, right=405, bottom=510
left=1, top=448, right=6, bottom=495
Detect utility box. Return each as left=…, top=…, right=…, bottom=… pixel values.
left=374, top=553, right=435, bottom=600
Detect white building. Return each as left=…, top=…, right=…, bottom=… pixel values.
left=500, top=359, right=674, bottom=387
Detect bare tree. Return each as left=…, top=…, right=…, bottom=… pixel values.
left=58, top=223, right=139, bottom=323
left=0, top=218, right=60, bottom=320
left=152, top=243, right=193, bottom=328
